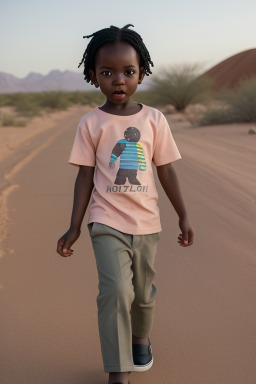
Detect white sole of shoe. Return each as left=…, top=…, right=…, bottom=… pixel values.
left=134, top=357, right=153, bottom=372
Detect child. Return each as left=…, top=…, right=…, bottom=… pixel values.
left=57, top=24, right=194, bottom=384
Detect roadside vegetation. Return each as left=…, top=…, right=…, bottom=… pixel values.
left=1, top=71, right=256, bottom=127
left=148, top=64, right=212, bottom=111
left=200, top=77, right=256, bottom=125
left=0, top=91, right=105, bottom=127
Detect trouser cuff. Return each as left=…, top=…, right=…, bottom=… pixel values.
left=104, top=364, right=135, bottom=373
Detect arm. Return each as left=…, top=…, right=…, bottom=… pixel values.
left=109, top=142, right=126, bottom=169
left=56, top=165, right=94, bottom=257
left=157, top=162, right=194, bottom=247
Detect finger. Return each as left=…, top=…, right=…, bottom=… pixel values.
left=57, top=239, right=65, bottom=254
left=178, top=242, right=190, bottom=247
left=58, top=248, right=72, bottom=257
left=189, top=231, right=194, bottom=242
left=57, top=249, right=71, bottom=257
left=182, top=232, right=188, bottom=245
left=178, top=234, right=190, bottom=247
left=179, top=231, right=194, bottom=241
left=65, top=249, right=74, bottom=255
left=186, top=232, right=194, bottom=245
left=62, top=240, right=74, bottom=254
left=178, top=237, right=193, bottom=246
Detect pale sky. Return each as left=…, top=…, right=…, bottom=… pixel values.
left=0, top=0, right=255, bottom=78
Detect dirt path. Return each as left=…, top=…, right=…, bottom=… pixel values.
left=0, top=111, right=256, bottom=384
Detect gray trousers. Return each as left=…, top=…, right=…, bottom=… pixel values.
left=88, top=222, right=160, bottom=372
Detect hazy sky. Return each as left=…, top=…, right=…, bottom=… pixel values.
left=1, top=0, right=255, bottom=78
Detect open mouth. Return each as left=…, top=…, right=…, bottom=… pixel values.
left=113, top=90, right=125, bottom=95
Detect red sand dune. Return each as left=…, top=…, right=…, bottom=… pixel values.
left=203, top=48, right=256, bottom=91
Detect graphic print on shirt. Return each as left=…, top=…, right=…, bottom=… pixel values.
left=109, top=127, right=146, bottom=186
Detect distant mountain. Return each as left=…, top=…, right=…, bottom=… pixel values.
left=0, top=70, right=94, bottom=94
left=203, top=48, right=256, bottom=91
left=0, top=69, right=150, bottom=94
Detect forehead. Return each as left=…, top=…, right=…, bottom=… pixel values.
left=94, top=41, right=140, bottom=67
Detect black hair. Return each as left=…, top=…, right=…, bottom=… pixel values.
left=78, top=24, right=154, bottom=83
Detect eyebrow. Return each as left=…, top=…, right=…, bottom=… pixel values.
left=99, top=65, right=136, bottom=69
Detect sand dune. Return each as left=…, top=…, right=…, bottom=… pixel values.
left=204, top=48, right=256, bottom=90
left=0, top=108, right=256, bottom=384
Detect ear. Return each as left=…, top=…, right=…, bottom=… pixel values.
left=138, top=66, right=145, bottom=84
left=89, top=69, right=99, bottom=88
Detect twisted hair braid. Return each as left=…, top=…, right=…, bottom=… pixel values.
left=78, top=24, right=154, bottom=83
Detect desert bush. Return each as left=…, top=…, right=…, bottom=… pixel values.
left=68, top=91, right=91, bottom=105
left=15, top=94, right=41, bottom=117
left=199, top=106, right=236, bottom=125
left=0, top=91, right=99, bottom=115
left=222, top=77, right=256, bottom=122
left=1, top=113, right=26, bottom=126
left=83, top=91, right=105, bottom=106
left=149, top=64, right=212, bottom=111
left=200, top=77, right=256, bottom=125
left=67, top=91, right=105, bottom=106
left=37, top=92, right=73, bottom=110
left=0, top=94, right=11, bottom=107
left=0, top=93, right=41, bottom=117
left=132, top=91, right=156, bottom=107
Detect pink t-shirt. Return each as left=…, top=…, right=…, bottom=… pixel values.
left=69, top=104, right=181, bottom=235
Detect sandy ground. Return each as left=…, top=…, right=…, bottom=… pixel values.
left=0, top=107, right=256, bottom=384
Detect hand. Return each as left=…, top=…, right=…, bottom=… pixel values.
left=56, top=228, right=81, bottom=257
left=178, top=217, right=194, bottom=247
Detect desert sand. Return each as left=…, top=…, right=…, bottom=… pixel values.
left=0, top=106, right=256, bottom=384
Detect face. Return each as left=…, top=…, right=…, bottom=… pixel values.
left=89, top=41, right=144, bottom=106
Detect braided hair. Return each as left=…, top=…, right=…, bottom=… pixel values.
left=78, top=24, right=154, bottom=83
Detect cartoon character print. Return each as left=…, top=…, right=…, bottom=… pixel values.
left=109, top=127, right=146, bottom=185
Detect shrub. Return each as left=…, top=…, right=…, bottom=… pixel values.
left=68, top=91, right=90, bottom=105
left=14, top=94, right=41, bottom=117
left=149, top=64, right=212, bottom=111
left=1, top=113, right=26, bottom=126
left=0, top=93, right=41, bottom=117
left=223, top=77, right=256, bottom=122
left=37, top=92, right=72, bottom=110
left=199, top=106, right=236, bottom=125
left=0, top=94, right=11, bottom=107
left=200, top=77, right=256, bottom=125
left=132, top=91, right=156, bottom=107
left=83, top=91, right=105, bottom=106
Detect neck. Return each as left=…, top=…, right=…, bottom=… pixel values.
left=99, top=99, right=142, bottom=116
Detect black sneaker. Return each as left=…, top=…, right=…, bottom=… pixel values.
left=132, top=338, right=153, bottom=372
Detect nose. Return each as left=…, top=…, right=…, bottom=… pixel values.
left=113, top=73, right=125, bottom=85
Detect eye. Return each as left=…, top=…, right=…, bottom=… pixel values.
left=101, top=71, right=112, bottom=76
left=125, top=69, right=135, bottom=76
